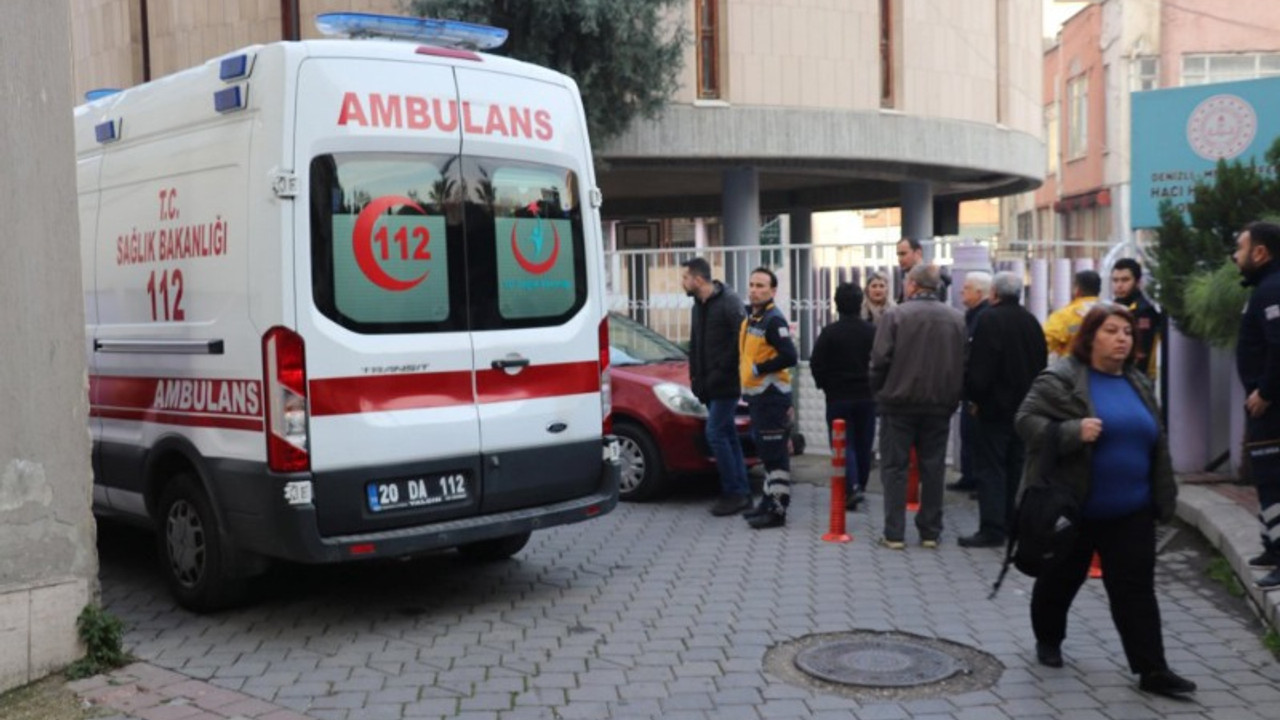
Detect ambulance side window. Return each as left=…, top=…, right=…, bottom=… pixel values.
left=310, top=153, right=465, bottom=333
left=462, top=158, right=587, bottom=330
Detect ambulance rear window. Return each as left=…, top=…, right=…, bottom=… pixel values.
left=462, top=158, right=587, bottom=330
left=309, top=153, right=464, bottom=333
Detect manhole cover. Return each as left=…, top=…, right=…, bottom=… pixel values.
left=795, top=637, right=968, bottom=687
left=764, top=631, right=1003, bottom=701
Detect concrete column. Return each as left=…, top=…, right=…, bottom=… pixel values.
left=722, top=167, right=760, bottom=291
left=694, top=217, right=707, bottom=249
left=1168, top=326, right=1212, bottom=472
left=901, top=180, right=934, bottom=249
left=1052, top=258, right=1073, bottom=311
left=1029, top=259, right=1049, bottom=323
left=949, top=243, right=992, bottom=312
left=789, top=208, right=814, bottom=358
left=1, top=0, right=97, bottom=693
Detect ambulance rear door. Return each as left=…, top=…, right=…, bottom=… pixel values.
left=454, top=66, right=604, bottom=513
left=292, top=56, right=480, bottom=536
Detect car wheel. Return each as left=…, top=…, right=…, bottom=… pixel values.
left=614, top=421, right=669, bottom=502
left=458, top=531, right=531, bottom=562
left=156, top=473, right=247, bottom=612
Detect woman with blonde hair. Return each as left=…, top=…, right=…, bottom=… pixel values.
left=860, top=271, right=896, bottom=325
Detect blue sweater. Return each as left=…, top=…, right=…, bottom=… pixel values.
left=1084, top=369, right=1158, bottom=519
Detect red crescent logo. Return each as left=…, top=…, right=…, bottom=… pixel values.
left=510, top=219, right=560, bottom=275
left=353, top=196, right=430, bottom=291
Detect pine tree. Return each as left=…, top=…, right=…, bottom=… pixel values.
left=1151, top=137, right=1280, bottom=345
left=405, top=0, right=687, bottom=147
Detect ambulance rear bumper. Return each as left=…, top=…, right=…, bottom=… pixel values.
left=216, top=440, right=621, bottom=564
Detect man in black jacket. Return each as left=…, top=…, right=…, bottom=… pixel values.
left=958, top=271, right=1048, bottom=548
left=809, top=282, right=876, bottom=510
left=682, top=257, right=750, bottom=516
left=1111, top=258, right=1163, bottom=380
left=1234, top=222, right=1280, bottom=589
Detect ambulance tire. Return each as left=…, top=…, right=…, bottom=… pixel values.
left=156, top=473, right=247, bottom=612
left=614, top=421, right=669, bottom=502
left=457, top=531, right=532, bottom=562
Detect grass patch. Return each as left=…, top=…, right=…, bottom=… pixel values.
left=64, top=605, right=131, bottom=680
left=1265, top=629, right=1280, bottom=660
left=1206, top=556, right=1246, bottom=598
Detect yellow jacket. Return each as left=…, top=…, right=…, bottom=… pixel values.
left=738, top=302, right=798, bottom=395
left=1044, top=296, right=1099, bottom=357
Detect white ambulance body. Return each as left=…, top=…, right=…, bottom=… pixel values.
left=75, top=17, right=619, bottom=611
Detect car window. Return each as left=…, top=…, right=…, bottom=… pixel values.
left=609, top=315, right=687, bottom=365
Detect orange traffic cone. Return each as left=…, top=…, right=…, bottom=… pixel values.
left=1088, top=552, right=1103, bottom=579
left=823, top=419, right=852, bottom=543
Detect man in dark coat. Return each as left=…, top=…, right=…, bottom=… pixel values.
left=809, top=282, right=876, bottom=509
left=959, top=270, right=1048, bottom=547
left=1233, top=222, right=1280, bottom=589
left=1111, top=258, right=1163, bottom=380
left=681, top=257, right=750, bottom=516
left=950, top=271, right=992, bottom=494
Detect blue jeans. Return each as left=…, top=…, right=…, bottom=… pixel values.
left=705, top=397, right=749, bottom=497
left=825, top=398, right=876, bottom=494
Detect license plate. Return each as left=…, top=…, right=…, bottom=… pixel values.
left=366, top=472, right=470, bottom=513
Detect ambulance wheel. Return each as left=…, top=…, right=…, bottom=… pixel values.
left=614, top=421, right=669, bottom=502
left=458, top=531, right=531, bottom=562
left=156, top=473, right=247, bottom=612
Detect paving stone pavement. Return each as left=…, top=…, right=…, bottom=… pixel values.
left=81, top=457, right=1280, bottom=720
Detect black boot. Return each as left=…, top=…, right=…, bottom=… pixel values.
left=1138, top=669, right=1196, bottom=698
left=747, top=505, right=786, bottom=529
left=741, top=495, right=773, bottom=519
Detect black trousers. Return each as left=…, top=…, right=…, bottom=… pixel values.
left=1246, top=410, right=1280, bottom=555
left=1031, top=507, right=1168, bottom=675
left=974, top=418, right=1024, bottom=539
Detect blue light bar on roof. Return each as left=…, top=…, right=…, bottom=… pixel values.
left=315, top=12, right=507, bottom=50
left=85, top=88, right=121, bottom=102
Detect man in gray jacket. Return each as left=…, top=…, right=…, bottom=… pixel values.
left=870, top=263, right=967, bottom=548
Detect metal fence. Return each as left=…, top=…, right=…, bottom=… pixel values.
left=604, top=237, right=1124, bottom=358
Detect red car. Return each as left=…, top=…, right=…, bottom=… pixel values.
left=607, top=313, right=757, bottom=501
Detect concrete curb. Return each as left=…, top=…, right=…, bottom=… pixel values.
left=1174, top=481, right=1280, bottom=629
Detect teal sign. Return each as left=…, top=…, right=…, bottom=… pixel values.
left=1131, top=76, right=1280, bottom=228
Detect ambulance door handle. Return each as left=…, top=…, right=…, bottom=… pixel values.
left=491, top=355, right=530, bottom=371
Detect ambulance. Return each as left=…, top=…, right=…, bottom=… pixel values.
left=75, top=13, right=620, bottom=611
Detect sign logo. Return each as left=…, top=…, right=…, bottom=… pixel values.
left=353, top=196, right=429, bottom=291
left=1186, top=93, right=1257, bottom=161
left=510, top=218, right=560, bottom=275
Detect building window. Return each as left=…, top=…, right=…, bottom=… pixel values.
left=696, top=0, right=720, bottom=99
left=1045, top=102, right=1059, bottom=175
left=1066, top=75, right=1087, bottom=160
left=880, top=0, right=896, bottom=108
left=1182, top=52, right=1280, bottom=86
left=1016, top=211, right=1033, bottom=240
left=1132, top=56, right=1158, bottom=91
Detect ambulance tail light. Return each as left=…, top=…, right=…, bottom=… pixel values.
left=599, top=316, right=612, bottom=433
left=263, top=327, right=310, bottom=473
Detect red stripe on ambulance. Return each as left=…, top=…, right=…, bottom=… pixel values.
left=90, top=375, right=264, bottom=431
left=475, top=361, right=599, bottom=403
left=308, top=370, right=473, bottom=416
left=307, top=361, right=600, bottom=417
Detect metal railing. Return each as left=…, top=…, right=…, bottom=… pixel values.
left=605, top=238, right=1119, bottom=357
